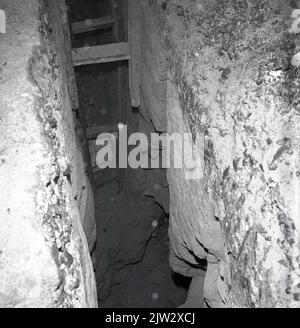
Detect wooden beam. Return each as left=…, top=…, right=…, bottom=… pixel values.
left=128, top=0, right=142, bottom=107
left=78, top=124, right=119, bottom=140
left=72, top=16, right=115, bottom=34
left=73, top=42, right=130, bottom=66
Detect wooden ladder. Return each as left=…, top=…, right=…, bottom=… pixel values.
left=70, top=0, right=128, bottom=186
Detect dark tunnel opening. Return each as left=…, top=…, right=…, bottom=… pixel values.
left=67, top=0, right=197, bottom=308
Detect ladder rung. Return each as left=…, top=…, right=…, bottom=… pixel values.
left=72, top=16, right=115, bottom=34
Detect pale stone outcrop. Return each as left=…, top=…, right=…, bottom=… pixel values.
left=0, top=0, right=97, bottom=307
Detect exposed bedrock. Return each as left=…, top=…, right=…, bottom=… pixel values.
left=140, top=0, right=300, bottom=307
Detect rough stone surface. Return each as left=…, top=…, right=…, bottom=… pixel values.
left=146, top=0, right=300, bottom=307
left=167, top=77, right=224, bottom=307
left=0, top=0, right=97, bottom=307
left=46, top=0, right=96, bottom=253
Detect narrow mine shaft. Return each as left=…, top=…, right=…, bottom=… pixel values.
left=68, top=0, right=198, bottom=308
left=1, top=0, right=300, bottom=310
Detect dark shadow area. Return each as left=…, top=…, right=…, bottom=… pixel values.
left=68, top=0, right=189, bottom=308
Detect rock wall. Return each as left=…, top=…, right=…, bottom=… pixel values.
left=146, top=0, right=300, bottom=307
left=167, top=78, right=225, bottom=307
left=0, top=0, right=97, bottom=307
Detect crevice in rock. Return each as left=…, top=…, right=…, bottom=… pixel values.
left=67, top=0, right=190, bottom=308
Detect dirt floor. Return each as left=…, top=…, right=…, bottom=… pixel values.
left=92, top=178, right=189, bottom=308
left=100, top=223, right=189, bottom=308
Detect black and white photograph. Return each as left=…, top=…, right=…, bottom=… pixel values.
left=0, top=0, right=300, bottom=313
